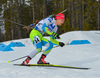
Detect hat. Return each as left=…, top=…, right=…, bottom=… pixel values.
left=55, top=13, right=65, bottom=20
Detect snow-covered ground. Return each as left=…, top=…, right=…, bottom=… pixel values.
left=0, top=31, right=100, bottom=78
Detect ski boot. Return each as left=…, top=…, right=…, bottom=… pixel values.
left=21, top=56, right=31, bottom=65
left=37, top=54, right=50, bottom=64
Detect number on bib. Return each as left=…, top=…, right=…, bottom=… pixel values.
left=33, top=36, right=40, bottom=44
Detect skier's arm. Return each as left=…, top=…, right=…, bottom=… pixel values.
left=42, top=23, right=60, bottom=39
left=41, top=23, right=57, bottom=44
left=50, top=36, right=59, bottom=45
left=42, top=23, right=65, bottom=46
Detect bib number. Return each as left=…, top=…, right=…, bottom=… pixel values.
left=33, top=36, right=40, bottom=44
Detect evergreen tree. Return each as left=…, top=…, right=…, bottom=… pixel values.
left=84, top=0, right=98, bottom=30
left=1, top=0, right=100, bottom=41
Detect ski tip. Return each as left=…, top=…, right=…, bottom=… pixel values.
left=8, top=61, right=10, bottom=63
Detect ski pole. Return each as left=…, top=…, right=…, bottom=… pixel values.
left=8, top=55, right=28, bottom=63
left=41, top=45, right=59, bottom=52
left=3, top=18, right=27, bottom=27
left=8, top=45, right=59, bottom=63
left=4, top=9, right=69, bottom=28
left=60, top=9, right=69, bottom=13
left=49, top=8, right=69, bottom=17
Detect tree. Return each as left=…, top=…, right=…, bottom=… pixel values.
left=1, top=0, right=100, bottom=42
left=97, top=0, right=100, bottom=30
left=84, top=0, right=98, bottom=30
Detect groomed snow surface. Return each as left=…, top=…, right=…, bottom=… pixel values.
left=0, top=31, right=100, bottom=78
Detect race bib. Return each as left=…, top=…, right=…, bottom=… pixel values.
left=33, top=36, right=40, bottom=44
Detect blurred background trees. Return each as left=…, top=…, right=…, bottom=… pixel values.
left=0, top=0, right=100, bottom=42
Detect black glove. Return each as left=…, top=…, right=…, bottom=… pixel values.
left=52, top=32, right=60, bottom=39
left=59, top=42, right=65, bottom=47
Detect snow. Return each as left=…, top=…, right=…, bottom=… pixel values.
left=0, top=31, right=100, bottom=78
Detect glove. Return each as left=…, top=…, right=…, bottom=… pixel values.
left=59, top=42, right=65, bottom=47
left=52, top=32, right=60, bottom=39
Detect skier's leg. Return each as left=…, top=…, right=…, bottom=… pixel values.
left=21, top=35, right=42, bottom=65
left=37, top=37, right=53, bottom=64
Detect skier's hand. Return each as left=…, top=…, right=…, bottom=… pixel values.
left=59, top=42, right=65, bottom=47
left=52, top=32, right=60, bottom=39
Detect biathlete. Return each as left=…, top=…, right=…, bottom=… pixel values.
left=22, top=13, right=65, bottom=65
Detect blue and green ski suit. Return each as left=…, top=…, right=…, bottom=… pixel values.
left=29, top=17, right=60, bottom=58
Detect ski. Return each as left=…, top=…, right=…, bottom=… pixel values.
left=13, top=64, right=90, bottom=70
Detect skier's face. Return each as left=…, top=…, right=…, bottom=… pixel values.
left=55, top=19, right=64, bottom=26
